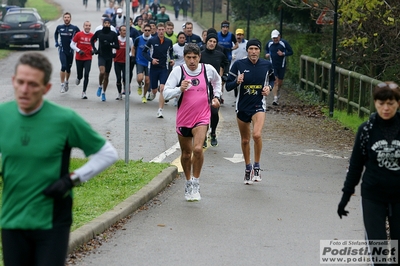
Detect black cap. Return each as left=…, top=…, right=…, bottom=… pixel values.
left=246, top=38, right=261, bottom=51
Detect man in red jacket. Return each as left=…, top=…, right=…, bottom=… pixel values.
left=70, top=21, right=94, bottom=99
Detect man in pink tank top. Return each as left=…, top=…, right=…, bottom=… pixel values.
left=163, top=43, right=222, bottom=201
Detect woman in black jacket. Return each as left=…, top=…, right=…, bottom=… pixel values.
left=338, top=82, right=400, bottom=250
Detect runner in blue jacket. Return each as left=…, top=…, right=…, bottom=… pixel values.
left=226, top=39, right=274, bottom=185
left=265, top=29, right=293, bottom=106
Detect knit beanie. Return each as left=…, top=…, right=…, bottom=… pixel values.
left=207, top=28, right=217, bottom=35
left=103, top=18, right=112, bottom=24
left=246, top=38, right=261, bottom=51
left=206, top=33, right=218, bottom=44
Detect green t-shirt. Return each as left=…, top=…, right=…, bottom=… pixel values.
left=165, top=32, right=178, bottom=45
left=0, top=100, right=106, bottom=230
left=155, top=13, right=170, bottom=24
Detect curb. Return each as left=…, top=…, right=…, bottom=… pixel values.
left=68, top=165, right=178, bottom=253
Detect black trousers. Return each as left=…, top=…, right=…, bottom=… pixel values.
left=362, top=198, right=400, bottom=265
left=2, top=226, right=70, bottom=266
left=75, top=59, right=92, bottom=92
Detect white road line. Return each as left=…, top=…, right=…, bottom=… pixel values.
left=150, top=142, right=180, bottom=163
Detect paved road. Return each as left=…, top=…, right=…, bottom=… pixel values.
left=0, top=1, right=366, bottom=265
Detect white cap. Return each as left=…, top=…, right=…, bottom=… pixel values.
left=117, top=8, right=123, bottom=13
left=271, top=29, right=280, bottom=38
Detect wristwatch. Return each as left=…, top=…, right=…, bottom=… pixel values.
left=70, top=172, right=81, bottom=186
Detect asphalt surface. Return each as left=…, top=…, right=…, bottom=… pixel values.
left=0, top=1, right=367, bottom=265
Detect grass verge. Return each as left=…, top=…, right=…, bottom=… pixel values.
left=70, top=159, right=170, bottom=231
left=322, top=108, right=368, bottom=133
left=291, top=83, right=368, bottom=133
left=26, top=0, right=61, bottom=21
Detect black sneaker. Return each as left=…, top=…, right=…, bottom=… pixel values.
left=272, top=101, right=279, bottom=106
left=210, top=134, right=218, bottom=146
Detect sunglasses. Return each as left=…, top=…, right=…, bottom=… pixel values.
left=144, top=29, right=151, bottom=32
left=376, top=82, right=399, bottom=90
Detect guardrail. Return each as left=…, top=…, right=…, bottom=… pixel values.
left=299, top=55, right=383, bottom=118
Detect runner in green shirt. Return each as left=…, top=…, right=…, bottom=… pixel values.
left=0, top=52, right=118, bottom=266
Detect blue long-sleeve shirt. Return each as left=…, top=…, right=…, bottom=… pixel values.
left=226, top=58, right=274, bottom=113
left=265, top=39, right=293, bottom=68
left=142, top=36, right=173, bottom=69
left=54, top=24, right=80, bottom=54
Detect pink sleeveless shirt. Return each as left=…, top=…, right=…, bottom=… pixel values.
left=176, top=64, right=210, bottom=129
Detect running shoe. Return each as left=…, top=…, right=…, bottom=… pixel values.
left=191, top=181, right=201, bottom=201
left=137, top=86, right=142, bottom=96
left=75, top=78, right=81, bottom=85
left=244, top=170, right=253, bottom=185
left=115, top=93, right=122, bottom=100
left=81, top=92, right=87, bottom=99
left=210, top=134, right=218, bottom=147
left=272, top=101, right=279, bottom=106
left=64, top=82, right=69, bottom=92
left=60, top=83, right=65, bottom=93
left=101, top=93, right=106, bottom=102
left=141, top=97, right=147, bottom=103
left=97, top=87, right=102, bottom=97
left=184, top=180, right=193, bottom=201
left=157, top=109, right=163, bottom=118
left=149, top=92, right=156, bottom=101
left=253, top=167, right=262, bottom=182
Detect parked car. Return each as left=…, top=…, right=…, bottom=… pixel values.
left=0, top=7, right=49, bottom=50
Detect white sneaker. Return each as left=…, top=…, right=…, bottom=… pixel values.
left=244, top=170, right=253, bottom=185
left=252, top=168, right=262, bottom=182
left=60, top=83, right=65, bottom=93
left=75, top=78, right=81, bottom=85
left=149, top=92, right=156, bottom=101
left=81, top=92, right=87, bottom=99
left=184, top=180, right=193, bottom=201
left=157, top=109, right=163, bottom=118
left=115, top=93, right=122, bottom=100
left=64, top=82, right=69, bottom=92
left=191, top=181, right=201, bottom=201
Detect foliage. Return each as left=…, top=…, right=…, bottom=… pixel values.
left=280, top=0, right=400, bottom=82
left=337, top=0, right=400, bottom=81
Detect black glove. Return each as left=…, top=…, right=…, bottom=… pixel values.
left=337, top=192, right=352, bottom=219
left=112, top=53, right=116, bottom=58
left=78, top=50, right=85, bottom=55
left=130, top=56, right=136, bottom=64
left=221, top=74, right=228, bottom=82
left=93, top=48, right=98, bottom=55
left=43, top=174, right=73, bottom=200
